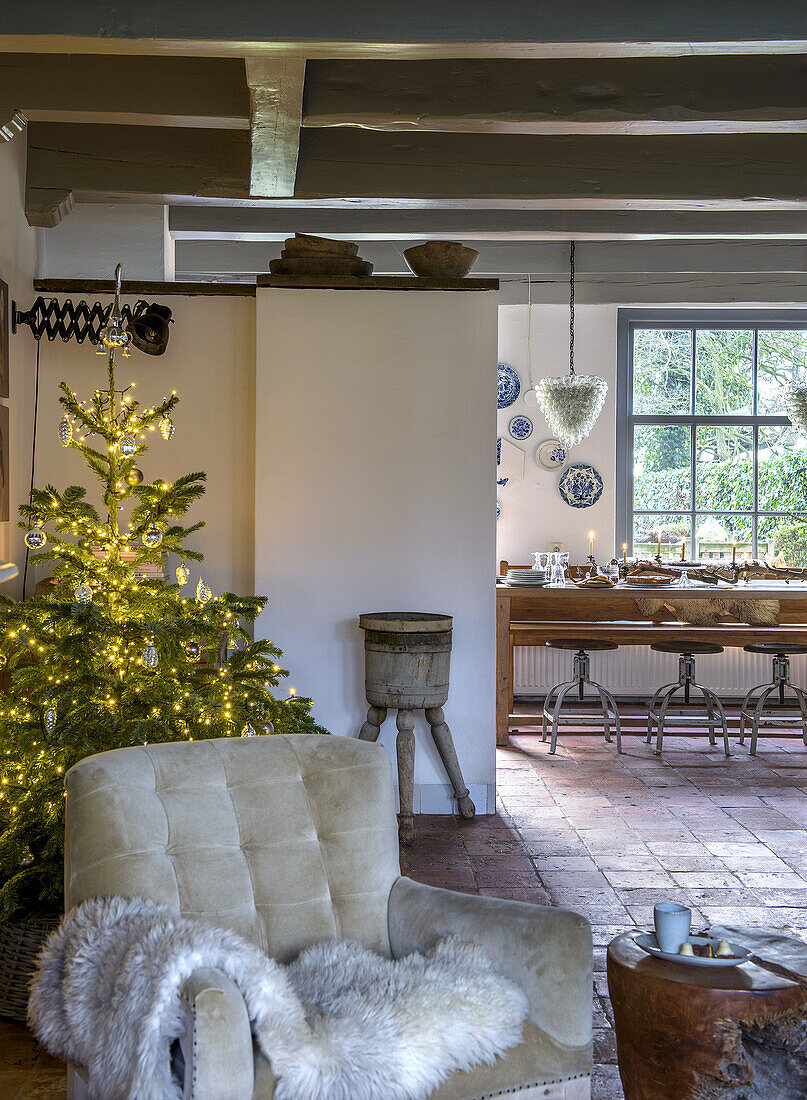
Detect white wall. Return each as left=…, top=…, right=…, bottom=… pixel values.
left=0, top=139, right=39, bottom=597
left=23, top=293, right=256, bottom=599
left=255, top=287, right=498, bottom=811
left=496, top=303, right=618, bottom=568
left=37, top=204, right=174, bottom=281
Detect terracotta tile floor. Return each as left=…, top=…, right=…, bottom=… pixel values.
left=3, top=731, right=807, bottom=1100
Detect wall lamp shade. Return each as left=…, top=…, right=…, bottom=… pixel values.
left=128, top=303, right=173, bottom=356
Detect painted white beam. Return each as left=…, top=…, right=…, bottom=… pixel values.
left=245, top=58, right=306, bottom=197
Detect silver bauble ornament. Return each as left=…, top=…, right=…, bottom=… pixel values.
left=142, top=525, right=163, bottom=548
left=44, top=704, right=56, bottom=734
left=143, top=642, right=158, bottom=669
left=159, top=416, right=175, bottom=441
left=196, top=578, right=212, bottom=606
left=74, top=580, right=93, bottom=606
left=58, top=415, right=72, bottom=447
left=175, top=562, right=190, bottom=586
left=125, top=467, right=144, bottom=486
left=25, top=524, right=47, bottom=550
left=185, top=640, right=201, bottom=662
left=241, top=723, right=257, bottom=737
left=119, top=434, right=137, bottom=457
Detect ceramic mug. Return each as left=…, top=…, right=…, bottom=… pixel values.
left=653, top=902, right=691, bottom=954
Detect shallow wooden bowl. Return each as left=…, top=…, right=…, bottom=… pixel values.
left=403, top=241, right=480, bottom=278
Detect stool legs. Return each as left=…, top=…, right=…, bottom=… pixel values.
left=542, top=650, right=623, bottom=755
left=425, top=706, right=475, bottom=819
left=358, top=705, right=387, bottom=742
left=740, top=654, right=807, bottom=754
left=648, top=654, right=730, bottom=757
left=395, top=709, right=416, bottom=845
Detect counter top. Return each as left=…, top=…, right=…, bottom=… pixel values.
left=496, top=581, right=807, bottom=600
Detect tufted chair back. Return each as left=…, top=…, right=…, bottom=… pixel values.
left=64, top=735, right=401, bottom=961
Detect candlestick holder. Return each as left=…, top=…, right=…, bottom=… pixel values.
left=587, top=554, right=599, bottom=578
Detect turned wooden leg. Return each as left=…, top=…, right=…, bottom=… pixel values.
left=425, top=705, right=475, bottom=819
left=358, top=704, right=387, bottom=741
left=395, top=709, right=416, bottom=845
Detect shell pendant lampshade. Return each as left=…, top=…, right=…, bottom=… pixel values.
left=535, top=242, right=608, bottom=448
left=784, top=381, right=807, bottom=433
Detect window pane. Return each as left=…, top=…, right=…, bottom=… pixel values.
left=632, top=329, right=691, bottom=414
left=633, top=514, right=691, bottom=562
left=695, top=515, right=752, bottom=563
left=758, top=425, right=807, bottom=511
left=695, top=425, right=753, bottom=510
left=633, top=425, right=691, bottom=511
left=694, top=329, right=753, bottom=415
left=757, top=329, right=807, bottom=415
left=758, top=515, right=807, bottom=565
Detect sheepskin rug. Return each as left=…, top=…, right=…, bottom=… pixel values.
left=29, top=896, right=528, bottom=1100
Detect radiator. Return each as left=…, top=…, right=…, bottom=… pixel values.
left=514, top=645, right=807, bottom=699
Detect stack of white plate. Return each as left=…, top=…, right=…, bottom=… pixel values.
left=506, top=568, right=549, bottom=586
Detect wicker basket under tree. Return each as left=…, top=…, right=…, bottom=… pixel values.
left=0, top=917, right=59, bottom=1022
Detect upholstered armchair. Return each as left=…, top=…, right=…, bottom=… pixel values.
left=64, top=735, right=592, bottom=1099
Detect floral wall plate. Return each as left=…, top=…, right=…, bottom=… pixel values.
left=497, top=363, right=521, bottom=409
left=558, top=463, right=604, bottom=508
left=536, top=439, right=567, bottom=470
left=508, top=414, right=533, bottom=440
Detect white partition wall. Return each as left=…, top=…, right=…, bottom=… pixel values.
left=255, top=283, right=498, bottom=812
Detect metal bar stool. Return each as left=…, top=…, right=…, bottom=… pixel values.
left=646, top=642, right=730, bottom=756
left=739, top=642, right=807, bottom=755
left=542, top=640, right=623, bottom=754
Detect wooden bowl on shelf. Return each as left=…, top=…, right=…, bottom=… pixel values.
left=403, top=241, right=480, bottom=278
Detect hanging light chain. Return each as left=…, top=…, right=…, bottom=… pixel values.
left=569, top=240, right=576, bottom=377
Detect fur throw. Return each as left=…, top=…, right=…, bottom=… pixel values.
left=29, top=896, right=528, bottom=1100
left=636, top=597, right=780, bottom=627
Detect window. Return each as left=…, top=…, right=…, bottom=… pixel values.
left=616, top=310, right=807, bottom=566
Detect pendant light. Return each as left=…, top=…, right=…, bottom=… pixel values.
left=534, top=242, right=607, bottom=447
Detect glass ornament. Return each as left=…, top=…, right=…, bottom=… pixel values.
left=125, top=467, right=144, bottom=486
left=142, top=525, right=163, bottom=548
left=196, top=578, right=212, bottom=606
left=241, top=723, right=257, bottom=737
left=74, top=579, right=93, bottom=606
left=44, top=704, right=56, bottom=734
left=119, top=434, right=137, bottom=457
left=175, top=562, right=190, bottom=586
left=159, top=416, right=175, bottom=441
left=25, top=523, right=47, bottom=550
left=185, top=640, right=201, bottom=662
left=58, top=415, right=72, bottom=447
left=143, top=642, right=158, bottom=669
left=263, top=720, right=275, bottom=734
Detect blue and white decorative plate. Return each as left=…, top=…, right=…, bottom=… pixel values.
left=496, top=498, right=501, bottom=521
left=508, top=415, right=533, bottom=441
left=497, top=476, right=509, bottom=488
left=558, top=464, right=604, bottom=509
left=497, top=364, right=521, bottom=409
left=496, top=437, right=502, bottom=466
left=536, top=439, right=568, bottom=470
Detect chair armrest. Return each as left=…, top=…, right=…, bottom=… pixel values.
left=387, top=877, right=592, bottom=1052
left=179, top=967, right=256, bottom=1100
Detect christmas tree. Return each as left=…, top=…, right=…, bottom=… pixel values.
left=0, top=273, right=325, bottom=921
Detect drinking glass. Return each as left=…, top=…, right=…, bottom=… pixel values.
left=532, top=551, right=549, bottom=571
left=549, top=553, right=564, bottom=586
left=654, top=902, right=691, bottom=954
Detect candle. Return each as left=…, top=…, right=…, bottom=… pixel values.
left=589, top=531, right=595, bottom=558
left=732, top=540, right=737, bottom=565
left=657, top=531, right=663, bottom=558
left=681, top=538, right=686, bottom=561
left=622, top=542, right=627, bottom=566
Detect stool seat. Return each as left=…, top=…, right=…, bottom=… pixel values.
left=744, top=642, right=807, bottom=656
left=546, top=640, right=619, bottom=652
left=651, top=641, right=724, bottom=656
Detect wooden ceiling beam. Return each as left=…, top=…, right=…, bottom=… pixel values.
left=303, top=56, right=807, bottom=136
left=245, top=58, right=306, bottom=197
left=0, top=54, right=249, bottom=129
left=25, top=122, right=249, bottom=227
left=295, top=130, right=807, bottom=202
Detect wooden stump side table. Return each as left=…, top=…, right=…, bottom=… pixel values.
left=357, top=612, right=475, bottom=844
left=607, top=928, right=807, bottom=1099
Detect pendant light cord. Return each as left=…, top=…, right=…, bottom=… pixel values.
left=569, top=240, right=575, bottom=377
left=526, top=272, right=533, bottom=386
left=21, top=338, right=42, bottom=600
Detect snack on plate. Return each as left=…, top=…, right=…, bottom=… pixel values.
left=678, top=942, right=694, bottom=956
left=716, top=939, right=733, bottom=957
left=626, top=574, right=672, bottom=586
